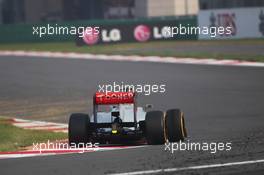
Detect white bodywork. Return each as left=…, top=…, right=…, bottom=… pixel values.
left=90, top=104, right=146, bottom=123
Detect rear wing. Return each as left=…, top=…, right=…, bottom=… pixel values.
left=94, top=92, right=135, bottom=105
left=93, top=91, right=137, bottom=127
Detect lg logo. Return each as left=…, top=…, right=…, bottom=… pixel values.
left=83, top=28, right=121, bottom=45
left=134, top=25, right=151, bottom=42
left=134, top=25, right=171, bottom=42
left=83, top=27, right=99, bottom=45
left=102, top=29, right=121, bottom=42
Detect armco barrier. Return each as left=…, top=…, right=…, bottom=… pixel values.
left=0, top=16, right=197, bottom=44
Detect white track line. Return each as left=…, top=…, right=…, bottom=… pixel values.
left=0, top=153, right=57, bottom=159
left=109, top=159, right=264, bottom=175
left=0, top=145, right=147, bottom=159
left=1, top=50, right=264, bottom=67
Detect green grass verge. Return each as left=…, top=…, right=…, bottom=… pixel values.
left=0, top=118, right=67, bottom=152
left=0, top=39, right=263, bottom=62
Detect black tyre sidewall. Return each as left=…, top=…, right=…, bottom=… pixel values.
left=145, top=111, right=165, bottom=145
left=68, top=113, right=90, bottom=144
left=166, top=109, right=185, bottom=142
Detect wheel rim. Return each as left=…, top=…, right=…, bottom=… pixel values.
left=180, top=112, right=187, bottom=138
left=163, top=112, right=168, bottom=143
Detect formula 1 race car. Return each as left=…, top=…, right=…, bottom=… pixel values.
left=68, top=91, right=187, bottom=145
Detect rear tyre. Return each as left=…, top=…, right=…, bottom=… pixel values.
left=68, top=113, right=90, bottom=145
left=166, top=109, right=187, bottom=142
left=145, top=111, right=165, bottom=145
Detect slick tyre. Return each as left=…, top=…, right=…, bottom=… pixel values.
left=166, top=109, right=187, bottom=142
left=68, top=113, right=90, bottom=144
left=145, top=111, right=165, bottom=145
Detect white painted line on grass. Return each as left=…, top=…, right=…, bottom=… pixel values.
left=109, top=159, right=264, bottom=175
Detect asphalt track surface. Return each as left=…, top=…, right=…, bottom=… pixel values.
left=0, top=56, right=264, bottom=174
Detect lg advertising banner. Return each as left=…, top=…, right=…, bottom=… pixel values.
left=76, top=19, right=197, bottom=46
left=198, top=7, right=264, bottom=39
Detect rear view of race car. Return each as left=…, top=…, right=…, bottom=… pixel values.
left=68, top=91, right=187, bottom=145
